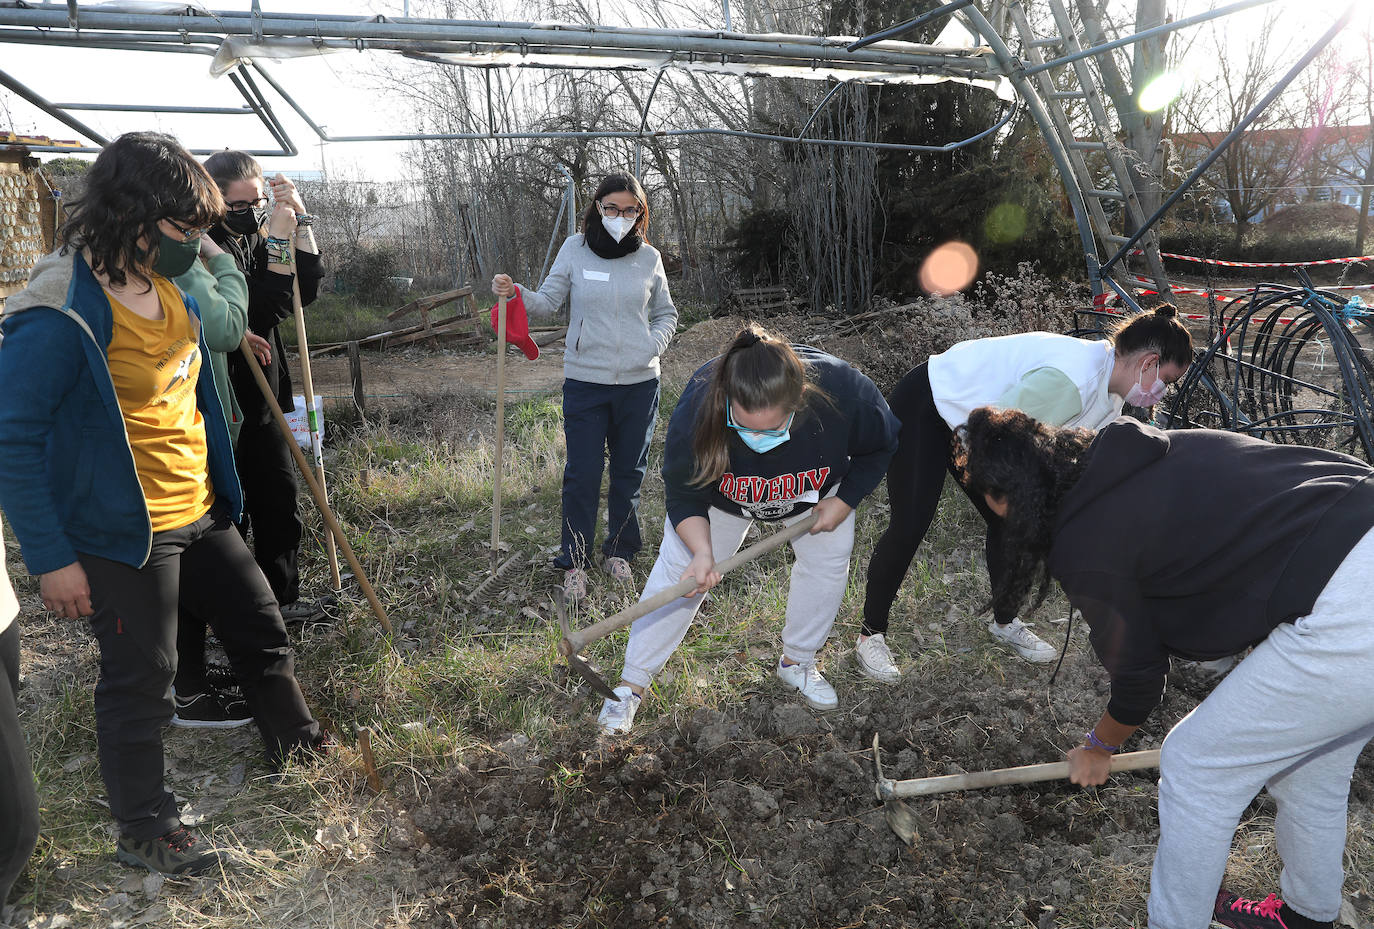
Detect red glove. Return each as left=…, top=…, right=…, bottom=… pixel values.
left=489, top=288, right=539, bottom=360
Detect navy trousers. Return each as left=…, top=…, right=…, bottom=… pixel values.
left=556, top=377, right=660, bottom=570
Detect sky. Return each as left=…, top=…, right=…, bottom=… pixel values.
left=0, top=0, right=1367, bottom=182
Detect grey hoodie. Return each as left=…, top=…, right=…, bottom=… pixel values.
left=516, top=234, right=677, bottom=385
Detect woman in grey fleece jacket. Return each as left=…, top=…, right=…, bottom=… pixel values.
left=492, top=174, right=677, bottom=601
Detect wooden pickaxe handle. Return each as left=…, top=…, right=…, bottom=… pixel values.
left=559, top=511, right=819, bottom=657
left=238, top=336, right=393, bottom=634
left=879, top=748, right=1161, bottom=799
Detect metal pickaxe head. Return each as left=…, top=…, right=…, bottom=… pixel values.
left=552, top=587, right=620, bottom=701
left=872, top=733, right=920, bottom=846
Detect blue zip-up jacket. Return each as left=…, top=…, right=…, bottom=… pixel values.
left=0, top=248, right=243, bottom=576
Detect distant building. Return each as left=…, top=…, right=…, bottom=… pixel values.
left=1166, top=125, right=1372, bottom=222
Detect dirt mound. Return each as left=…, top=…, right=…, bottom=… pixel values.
left=1264, top=202, right=1361, bottom=237
left=403, top=650, right=1200, bottom=929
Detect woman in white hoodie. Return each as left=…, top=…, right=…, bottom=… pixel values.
left=492, top=174, right=677, bottom=601
left=855, top=307, right=1192, bottom=681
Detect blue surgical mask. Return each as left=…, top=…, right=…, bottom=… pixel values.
left=727, top=404, right=793, bottom=454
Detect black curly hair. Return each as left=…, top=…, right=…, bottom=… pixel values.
left=60, top=131, right=224, bottom=290
left=953, top=407, right=1095, bottom=620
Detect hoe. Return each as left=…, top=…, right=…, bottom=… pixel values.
left=555, top=512, right=820, bottom=699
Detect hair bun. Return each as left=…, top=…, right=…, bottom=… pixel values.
left=1153, top=304, right=1179, bottom=318
left=734, top=328, right=763, bottom=349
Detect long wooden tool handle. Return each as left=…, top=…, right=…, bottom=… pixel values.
left=289, top=265, right=342, bottom=590
left=239, top=336, right=393, bottom=634
left=887, top=749, right=1161, bottom=799
left=491, top=293, right=508, bottom=569
left=562, top=512, right=819, bottom=655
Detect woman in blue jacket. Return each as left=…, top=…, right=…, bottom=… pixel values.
left=492, top=174, right=677, bottom=601
left=0, top=133, right=325, bottom=877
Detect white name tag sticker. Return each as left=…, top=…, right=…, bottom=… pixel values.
left=582, top=269, right=610, bottom=282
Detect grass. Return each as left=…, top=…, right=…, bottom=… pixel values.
left=277, top=294, right=396, bottom=349
left=7, top=370, right=1374, bottom=928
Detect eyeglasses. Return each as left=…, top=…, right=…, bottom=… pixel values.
left=598, top=201, right=642, bottom=219
left=225, top=197, right=269, bottom=213
left=163, top=217, right=213, bottom=242
left=727, top=403, right=793, bottom=438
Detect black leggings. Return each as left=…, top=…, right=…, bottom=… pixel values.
left=861, top=363, right=1012, bottom=636
left=82, top=506, right=320, bottom=840
left=0, top=623, right=38, bottom=909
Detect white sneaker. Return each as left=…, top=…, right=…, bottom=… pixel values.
left=596, top=685, right=641, bottom=735
left=776, top=659, right=839, bottom=711
left=855, top=634, right=901, bottom=684
left=1180, top=654, right=1238, bottom=679
left=988, top=617, right=1058, bottom=663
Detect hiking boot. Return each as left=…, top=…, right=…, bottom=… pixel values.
left=563, top=568, right=589, bottom=603
left=855, top=633, right=901, bottom=684
left=597, top=685, right=642, bottom=736
left=602, top=556, right=633, bottom=584
left=116, top=826, right=221, bottom=876
left=171, top=687, right=253, bottom=730
left=988, top=617, right=1057, bottom=663
left=1214, top=889, right=1333, bottom=928
left=279, top=599, right=327, bottom=625
left=776, top=659, right=838, bottom=711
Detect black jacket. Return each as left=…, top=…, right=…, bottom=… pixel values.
left=1050, top=418, right=1374, bottom=725
left=663, top=347, right=899, bottom=526
left=212, top=227, right=324, bottom=421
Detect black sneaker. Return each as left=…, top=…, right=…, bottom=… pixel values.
left=171, top=687, right=254, bottom=729
left=279, top=599, right=327, bottom=625
left=116, top=826, right=221, bottom=876
left=1214, top=889, right=1332, bottom=929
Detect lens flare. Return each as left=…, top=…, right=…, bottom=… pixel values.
left=1139, top=70, right=1190, bottom=113
left=984, top=203, right=1027, bottom=244
left=919, top=242, right=979, bottom=295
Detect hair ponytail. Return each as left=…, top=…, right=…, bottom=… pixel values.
left=689, top=324, right=819, bottom=487
left=1108, top=303, right=1193, bottom=367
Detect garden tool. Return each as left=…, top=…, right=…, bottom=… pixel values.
left=239, top=336, right=392, bottom=634
left=490, top=293, right=508, bottom=573
left=557, top=512, right=819, bottom=699
left=871, top=733, right=1160, bottom=845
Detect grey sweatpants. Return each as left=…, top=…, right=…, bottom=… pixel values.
left=1148, top=527, right=1374, bottom=929
left=618, top=505, right=855, bottom=690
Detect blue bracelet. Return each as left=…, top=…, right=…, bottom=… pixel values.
left=1084, top=730, right=1119, bottom=753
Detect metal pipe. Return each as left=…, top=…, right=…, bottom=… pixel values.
left=847, top=0, right=976, bottom=52
left=960, top=7, right=1103, bottom=295
left=798, top=80, right=851, bottom=140
left=226, top=69, right=295, bottom=156
left=236, top=65, right=298, bottom=156
left=0, top=7, right=999, bottom=71
left=634, top=69, right=666, bottom=177
left=1100, top=2, right=1358, bottom=274
left=0, top=67, right=108, bottom=145
left=1021, top=0, right=1284, bottom=78
left=50, top=102, right=254, bottom=114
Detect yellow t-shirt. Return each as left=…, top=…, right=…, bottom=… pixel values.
left=105, top=275, right=215, bottom=533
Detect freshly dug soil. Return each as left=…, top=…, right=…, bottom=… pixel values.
left=400, top=651, right=1287, bottom=929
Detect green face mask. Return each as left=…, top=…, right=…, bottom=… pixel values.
left=151, top=232, right=201, bottom=278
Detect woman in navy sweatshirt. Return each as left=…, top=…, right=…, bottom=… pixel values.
left=958, top=406, right=1374, bottom=929
left=596, top=325, right=899, bottom=735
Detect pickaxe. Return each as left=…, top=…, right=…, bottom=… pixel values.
left=556, top=512, right=820, bottom=700
left=871, top=733, right=1161, bottom=845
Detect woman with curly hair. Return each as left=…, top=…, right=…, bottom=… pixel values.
left=957, top=406, right=1374, bottom=929
left=0, top=132, right=326, bottom=876
left=857, top=307, right=1192, bottom=683
left=596, top=325, right=899, bottom=735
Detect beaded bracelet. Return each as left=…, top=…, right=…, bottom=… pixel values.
left=264, top=236, right=294, bottom=266
left=294, top=214, right=316, bottom=227
left=1084, top=730, right=1119, bottom=754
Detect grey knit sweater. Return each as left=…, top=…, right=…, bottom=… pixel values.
left=516, top=234, right=677, bottom=385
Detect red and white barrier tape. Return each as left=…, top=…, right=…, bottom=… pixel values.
left=1131, top=248, right=1374, bottom=269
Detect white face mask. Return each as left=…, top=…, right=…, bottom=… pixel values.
left=601, top=215, right=635, bottom=243
left=1124, top=364, right=1168, bottom=407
